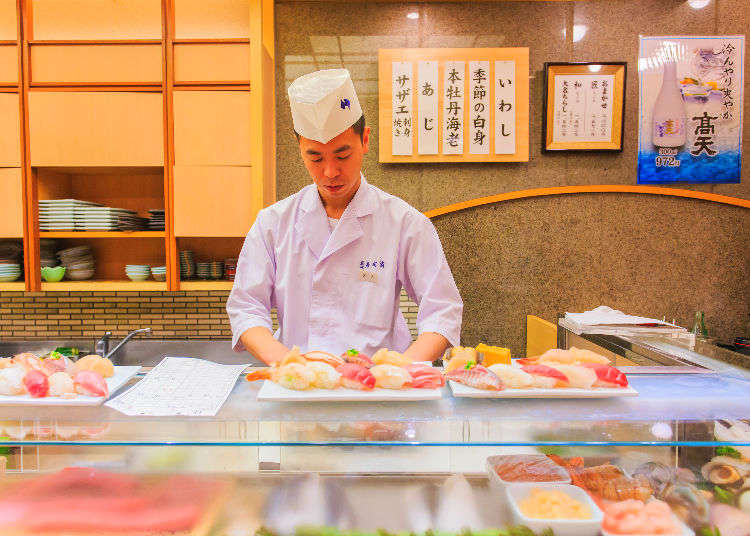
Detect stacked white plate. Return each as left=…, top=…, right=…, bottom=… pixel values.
left=125, top=264, right=151, bottom=282
left=196, top=262, right=210, bottom=280
left=150, top=266, right=166, bottom=282
left=0, top=263, right=21, bottom=282
left=58, top=245, right=95, bottom=280
left=74, top=207, right=143, bottom=231
left=39, top=199, right=101, bottom=231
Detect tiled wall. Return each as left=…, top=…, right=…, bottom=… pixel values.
left=0, top=291, right=419, bottom=341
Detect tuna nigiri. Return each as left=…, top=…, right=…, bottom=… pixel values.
left=581, top=363, right=629, bottom=388
left=341, top=349, right=374, bottom=368
left=406, top=364, right=445, bottom=389
left=370, top=364, right=412, bottom=389
left=447, top=365, right=503, bottom=391
left=521, top=364, right=569, bottom=388
left=23, top=370, right=49, bottom=398
left=336, top=363, right=376, bottom=390
left=73, top=370, right=109, bottom=397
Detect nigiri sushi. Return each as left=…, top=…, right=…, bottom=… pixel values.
left=406, top=364, right=445, bottom=389
left=444, top=354, right=477, bottom=373
left=518, top=347, right=610, bottom=366
left=487, top=364, right=534, bottom=389
left=372, top=348, right=413, bottom=368
left=12, top=353, right=44, bottom=373
left=304, top=351, right=345, bottom=368
left=336, top=363, right=376, bottom=390
left=306, top=361, right=341, bottom=389
left=41, top=354, right=76, bottom=376
left=548, top=364, right=597, bottom=389
left=446, top=365, right=503, bottom=391
left=521, top=364, right=569, bottom=388
left=581, top=363, right=629, bottom=388
left=0, top=366, right=25, bottom=395
left=341, top=349, right=373, bottom=368
left=23, top=370, right=49, bottom=398
left=370, top=364, right=412, bottom=389
left=48, top=372, right=76, bottom=398
left=274, top=362, right=315, bottom=390
left=73, top=370, right=109, bottom=397
left=74, top=354, right=114, bottom=378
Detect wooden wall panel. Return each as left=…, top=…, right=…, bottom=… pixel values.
left=174, top=0, right=250, bottom=39
left=29, top=92, right=164, bottom=166
left=0, top=0, right=17, bottom=40
left=0, top=92, right=20, bottom=166
left=31, top=0, right=163, bottom=40
left=174, top=43, right=250, bottom=83
left=0, top=46, right=17, bottom=84
left=173, top=90, right=250, bottom=165
left=31, top=44, right=163, bottom=84
left=0, top=168, right=24, bottom=237
left=173, top=166, right=253, bottom=237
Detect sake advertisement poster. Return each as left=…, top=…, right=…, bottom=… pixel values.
left=638, top=36, right=744, bottom=184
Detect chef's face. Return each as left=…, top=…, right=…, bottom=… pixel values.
left=299, top=125, right=370, bottom=205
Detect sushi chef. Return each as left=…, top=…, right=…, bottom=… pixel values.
left=227, top=69, right=462, bottom=365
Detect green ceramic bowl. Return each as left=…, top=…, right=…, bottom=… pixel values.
left=41, top=266, right=66, bottom=282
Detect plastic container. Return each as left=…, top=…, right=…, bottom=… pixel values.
left=505, top=483, right=603, bottom=536
left=487, top=454, right=571, bottom=490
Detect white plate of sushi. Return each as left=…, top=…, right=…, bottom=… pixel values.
left=256, top=380, right=444, bottom=402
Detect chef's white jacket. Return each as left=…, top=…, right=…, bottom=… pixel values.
left=226, top=175, right=462, bottom=357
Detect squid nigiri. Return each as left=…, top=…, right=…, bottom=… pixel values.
left=73, top=370, right=108, bottom=397
left=336, top=363, right=376, bottom=390
left=581, top=363, right=629, bottom=388
left=521, top=364, right=569, bottom=388
left=372, top=348, right=413, bottom=368
left=0, top=366, right=25, bottom=395
left=548, top=364, right=597, bottom=389
left=304, top=351, right=345, bottom=368
left=446, top=365, right=503, bottom=391
left=23, top=370, right=49, bottom=398
left=370, top=364, right=412, bottom=389
left=306, top=361, right=341, bottom=389
left=341, top=349, right=374, bottom=368
left=406, top=364, right=445, bottom=389
left=487, top=364, right=534, bottom=389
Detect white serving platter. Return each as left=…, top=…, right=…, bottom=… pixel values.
left=0, top=366, right=140, bottom=406
left=449, top=381, right=638, bottom=399
left=257, top=380, right=444, bottom=402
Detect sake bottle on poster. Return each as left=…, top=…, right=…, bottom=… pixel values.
left=652, top=59, right=687, bottom=148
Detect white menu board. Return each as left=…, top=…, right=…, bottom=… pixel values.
left=391, top=61, right=413, bottom=155
left=442, top=60, right=465, bottom=155
left=417, top=61, right=439, bottom=154
left=494, top=60, right=516, bottom=154
left=553, top=74, right=615, bottom=143
left=469, top=60, right=490, bottom=154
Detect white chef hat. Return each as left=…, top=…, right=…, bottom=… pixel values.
left=288, top=69, right=363, bottom=144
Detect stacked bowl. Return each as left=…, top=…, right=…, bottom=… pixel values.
left=179, top=250, right=195, bottom=279
left=150, top=266, right=166, bottom=282
left=125, top=265, right=151, bottom=282
left=210, top=261, right=224, bottom=280
left=0, top=263, right=21, bottom=282
left=196, top=262, right=210, bottom=280
left=58, top=246, right=95, bottom=280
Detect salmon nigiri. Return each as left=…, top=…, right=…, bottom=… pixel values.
left=446, top=365, right=503, bottom=391
left=336, top=363, right=376, bottom=390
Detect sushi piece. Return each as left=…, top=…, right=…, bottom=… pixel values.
left=74, top=354, right=114, bottom=378
left=0, top=366, right=26, bottom=395
left=23, top=370, right=49, bottom=398
left=341, top=348, right=374, bottom=368
left=446, top=365, right=503, bottom=391
left=48, top=372, right=76, bottom=398
left=41, top=354, right=76, bottom=376
left=12, top=353, right=44, bottom=373
left=444, top=354, right=477, bottom=373
left=487, top=364, right=534, bottom=389
left=372, top=348, right=413, bottom=368
left=279, top=346, right=307, bottom=366
left=548, top=364, right=597, bottom=389
left=306, top=361, right=341, bottom=389
left=518, top=347, right=611, bottom=366
left=336, top=363, right=376, bottom=390
left=581, top=363, right=629, bottom=388
left=521, top=364, right=569, bottom=388
left=370, top=364, right=412, bottom=389
left=274, top=363, right=315, bottom=390
left=73, top=370, right=109, bottom=397
left=406, top=364, right=445, bottom=389
left=304, top=350, right=345, bottom=368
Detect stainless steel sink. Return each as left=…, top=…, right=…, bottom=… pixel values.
left=0, top=339, right=262, bottom=367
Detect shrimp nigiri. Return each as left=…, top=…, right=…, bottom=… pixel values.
left=341, top=349, right=374, bottom=368
left=406, top=364, right=445, bottom=389
left=521, top=364, right=569, bottom=388
left=446, top=365, right=503, bottom=391
left=336, top=363, right=376, bottom=390
left=370, top=364, right=412, bottom=389
left=581, top=363, right=628, bottom=388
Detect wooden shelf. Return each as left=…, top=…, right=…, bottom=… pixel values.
left=39, top=231, right=165, bottom=238
left=179, top=280, right=233, bottom=290
left=0, top=281, right=25, bottom=291
left=40, top=280, right=167, bottom=291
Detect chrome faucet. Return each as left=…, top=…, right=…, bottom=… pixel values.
left=95, top=328, right=152, bottom=362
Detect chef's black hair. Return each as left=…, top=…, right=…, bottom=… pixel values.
left=295, top=114, right=366, bottom=143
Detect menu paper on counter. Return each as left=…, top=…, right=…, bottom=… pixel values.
left=105, top=357, right=250, bottom=416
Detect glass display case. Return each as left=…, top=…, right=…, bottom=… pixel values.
left=2, top=367, right=749, bottom=536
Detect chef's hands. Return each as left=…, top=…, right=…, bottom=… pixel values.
left=402, top=332, right=450, bottom=364
left=239, top=326, right=291, bottom=366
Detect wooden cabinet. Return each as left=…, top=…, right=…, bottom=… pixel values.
left=29, top=91, right=164, bottom=166
left=0, top=92, right=20, bottom=166
left=173, top=91, right=250, bottom=165
left=31, top=0, right=162, bottom=40
left=0, top=168, right=23, bottom=237
left=174, top=166, right=254, bottom=237
left=0, top=45, right=17, bottom=84
left=0, top=0, right=17, bottom=40
left=31, top=44, right=162, bottom=85
left=174, top=0, right=250, bottom=39
left=174, top=43, right=250, bottom=83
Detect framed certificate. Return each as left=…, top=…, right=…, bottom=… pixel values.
left=543, top=62, right=626, bottom=152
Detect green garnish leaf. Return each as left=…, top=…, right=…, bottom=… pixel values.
left=714, top=485, right=735, bottom=505
left=464, top=360, right=475, bottom=370
left=715, top=446, right=742, bottom=459
left=698, top=527, right=721, bottom=536
left=48, top=351, right=63, bottom=360
left=346, top=349, right=359, bottom=356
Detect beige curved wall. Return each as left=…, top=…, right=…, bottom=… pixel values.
left=276, top=0, right=750, bottom=355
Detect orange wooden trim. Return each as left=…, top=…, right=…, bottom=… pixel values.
left=29, top=39, right=163, bottom=45
left=0, top=40, right=16, bottom=45
left=30, top=82, right=162, bottom=89
left=0, top=86, right=18, bottom=91
left=39, top=231, right=166, bottom=238
left=424, top=185, right=750, bottom=218
left=173, top=84, right=250, bottom=91
left=29, top=85, right=163, bottom=92
left=174, top=80, right=251, bottom=86
left=163, top=0, right=177, bottom=290
left=173, top=38, right=250, bottom=44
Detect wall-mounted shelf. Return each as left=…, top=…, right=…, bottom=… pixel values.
left=40, top=280, right=167, bottom=291
left=179, top=280, right=233, bottom=291
left=0, top=282, right=25, bottom=291
left=39, top=231, right=166, bottom=238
